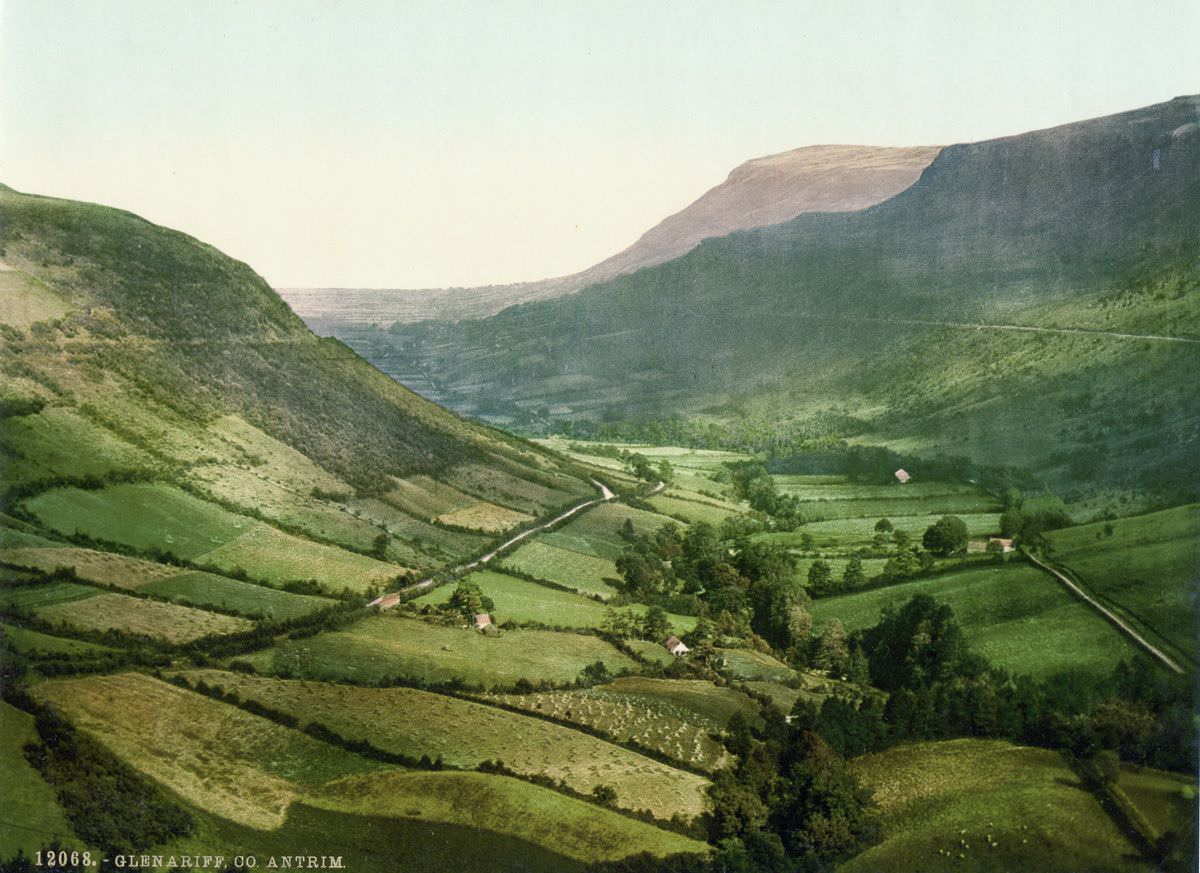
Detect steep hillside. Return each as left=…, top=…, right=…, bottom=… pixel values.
left=280, top=145, right=939, bottom=327
left=0, top=185, right=593, bottom=582
left=343, top=96, right=1200, bottom=498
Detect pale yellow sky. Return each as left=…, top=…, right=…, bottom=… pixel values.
left=2, top=0, right=1197, bottom=288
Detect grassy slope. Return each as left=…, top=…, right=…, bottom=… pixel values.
left=1045, top=504, right=1199, bottom=664
left=810, top=564, right=1138, bottom=680
left=845, top=739, right=1153, bottom=873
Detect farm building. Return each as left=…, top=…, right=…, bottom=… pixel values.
left=894, top=468, right=911, bottom=484
left=989, top=537, right=1015, bottom=553
left=967, top=539, right=988, bottom=553
left=473, top=613, right=492, bottom=630
left=664, top=635, right=690, bottom=657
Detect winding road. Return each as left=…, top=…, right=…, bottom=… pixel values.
left=368, top=478, right=619, bottom=610
left=1024, top=549, right=1185, bottom=674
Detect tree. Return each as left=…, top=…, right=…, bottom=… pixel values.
left=815, top=620, right=850, bottom=677
left=807, top=560, right=834, bottom=594
left=842, top=556, right=865, bottom=588
left=922, top=515, right=968, bottom=556
left=874, top=518, right=893, bottom=533
left=640, top=606, right=671, bottom=642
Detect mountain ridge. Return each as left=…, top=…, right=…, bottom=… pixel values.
left=280, top=144, right=940, bottom=327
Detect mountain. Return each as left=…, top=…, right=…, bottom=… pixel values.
left=335, top=96, right=1200, bottom=499
left=0, top=185, right=594, bottom=581
left=279, top=145, right=940, bottom=328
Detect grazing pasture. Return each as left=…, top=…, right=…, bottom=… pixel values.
left=1046, top=505, right=1199, bottom=663
left=811, top=564, right=1139, bottom=680
left=1118, top=764, right=1196, bottom=846
left=243, top=614, right=640, bottom=688
left=0, top=546, right=178, bottom=587
left=844, top=739, right=1155, bottom=873
left=0, top=406, right=152, bottom=487
left=182, top=670, right=709, bottom=819
left=500, top=540, right=621, bottom=598
left=31, top=673, right=383, bottom=830
left=0, top=581, right=98, bottom=610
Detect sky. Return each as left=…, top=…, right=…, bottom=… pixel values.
left=1, top=0, right=1198, bottom=289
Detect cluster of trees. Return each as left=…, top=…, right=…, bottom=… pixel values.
left=614, top=521, right=811, bottom=657
left=445, top=579, right=495, bottom=621
left=999, top=490, right=1073, bottom=546
left=704, top=704, right=876, bottom=873
left=23, top=707, right=193, bottom=854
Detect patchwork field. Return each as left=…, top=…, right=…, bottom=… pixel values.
left=500, top=540, right=621, bottom=598
left=22, top=483, right=407, bottom=592
left=309, top=770, right=708, bottom=864
left=36, top=591, right=253, bottom=643
left=0, top=701, right=82, bottom=857
left=181, top=670, right=709, bottom=819
left=844, top=739, right=1154, bottom=873
left=483, top=676, right=758, bottom=771
left=31, top=673, right=384, bottom=830
left=811, top=564, right=1140, bottom=680
left=242, top=614, right=640, bottom=688
left=0, top=546, right=332, bottom=619
left=0, top=580, right=98, bottom=610
left=413, top=570, right=696, bottom=635
left=1118, top=764, right=1196, bottom=847
left=1046, top=505, right=1199, bottom=664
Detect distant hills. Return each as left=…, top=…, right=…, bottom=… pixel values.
left=328, top=96, right=1200, bottom=499
left=280, top=144, right=940, bottom=328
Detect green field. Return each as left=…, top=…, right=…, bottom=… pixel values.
left=32, top=673, right=384, bottom=830
left=0, top=406, right=152, bottom=488
left=0, top=701, right=83, bottom=857
left=413, top=570, right=695, bottom=635
left=648, top=493, right=738, bottom=526
left=0, top=622, right=116, bottom=656
left=715, top=647, right=798, bottom=682
left=771, top=477, right=981, bottom=500
left=24, top=483, right=250, bottom=560
left=0, top=545, right=332, bottom=620
left=0, top=581, right=98, bottom=610
left=243, top=614, right=641, bottom=688
left=811, top=564, right=1140, bottom=680
left=483, top=676, right=757, bottom=771
left=36, top=592, right=253, bottom=643
left=844, top=739, right=1155, bottom=873
left=142, top=571, right=333, bottom=620
left=181, top=670, right=709, bottom=820
left=542, top=502, right=680, bottom=560
left=22, top=483, right=406, bottom=591
left=500, top=540, right=621, bottom=598
left=309, top=770, right=708, bottom=864
left=1046, top=505, right=1199, bottom=663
